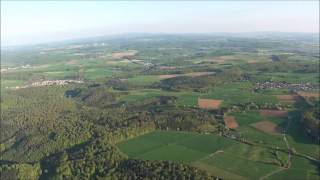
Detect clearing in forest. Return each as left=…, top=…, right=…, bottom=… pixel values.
left=259, top=109, right=288, bottom=118
left=198, top=98, right=222, bottom=109
left=224, top=116, right=238, bottom=129
left=250, top=120, right=280, bottom=135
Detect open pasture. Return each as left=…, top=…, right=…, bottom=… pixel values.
left=231, top=111, right=266, bottom=126
left=237, top=125, right=286, bottom=148
left=117, top=130, right=236, bottom=162
left=125, top=75, right=161, bottom=86
left=231, top=111, right=287, bottom=148
left=267, top=157, right=320, bottom=180
left=117, top=130, right=283, bottom=179
left=202, top=82, right=278, bottom=107
left=222, top=143, right=277, bottom=163
left=84, top=68, right=117, bottom=80
left=199, top=152, right=278, bottom=179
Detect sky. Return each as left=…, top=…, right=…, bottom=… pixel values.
left=1, top=1, right=319, bottom=46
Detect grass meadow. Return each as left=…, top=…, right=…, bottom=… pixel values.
left=117, top=130, right=283, bottom=179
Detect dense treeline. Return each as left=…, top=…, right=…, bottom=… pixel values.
left=242, top=61, right=319, bottom=74
left=301, top=99, right=320, bottom=139
left=1, top=87, right=92, bottom=162
left=151, top=67, right=244, bottom=92
left=116, top=159, right=218, bottom=180
left=1, top=84, right=222, bottom=179
left=1, top=139, right=218, bottom=180
left=36, top=139, right=219, bottom=180
left=39, top=139, right=124, bottom=179
left=0, top=162, right=42, bottom=180
left=1, top=85, right=156, bottom=162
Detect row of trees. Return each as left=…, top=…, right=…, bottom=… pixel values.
left=301, top=98, right=320, bottom=139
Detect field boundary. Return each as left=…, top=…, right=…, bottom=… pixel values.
left=192, top=161, right=246, bottom=180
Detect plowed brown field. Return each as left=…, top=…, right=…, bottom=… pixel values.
left=259, top=110, right=288, bottom=117
left=297, top=91, right=319, bottom=98
left=276, top=95, right=299, bottom=102
left=198, top=98, right=222, bottom=109
left=224, top=116, right=238, bottom=129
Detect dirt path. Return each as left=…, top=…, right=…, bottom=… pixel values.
left=259, top=167, right=286, bottom=180
left=209, top=150, right=224, bottom=157
left=259, top=117, right=293, bottom=180
left=196, top=150, right=224, bottom=162
left=283, top=134, right=292, bottom=167
left=283, top=116, right=292, bottom=168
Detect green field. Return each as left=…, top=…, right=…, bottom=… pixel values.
left=1, top=33, right=319, bottom=179
left=202, top=82, right=278, bottom=107
left=125, top=75, right=161, bottom=86
left=119, top=82, right=279, bottom=108
left=84, top=68, right=117, bottom=80
left=1, top=80, right=24, bottom=88
left=267, top=157, right=319, bottom=180
left=200, top=153, right=278, bottom=179
left=117, top=130, right=284, bottom=179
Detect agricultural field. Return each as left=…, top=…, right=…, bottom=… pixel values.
left=266, top=156, right=320, bottom=180
left=117, top=130, right=303, bottom=180
left=1, top=34, right=319, bottom=179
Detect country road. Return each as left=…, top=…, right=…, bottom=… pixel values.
left=259, top=116, right=293, bottom=180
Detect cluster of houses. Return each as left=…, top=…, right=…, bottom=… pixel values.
left=1, top=64, right=32, bottom=72
left=10, top=80, right=84, bottom=90
left=253, top=81, right=316, bottom=91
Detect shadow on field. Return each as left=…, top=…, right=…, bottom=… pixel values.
left=280, top=98, right=318, bottom=145
left=39, top=140, right=91, bottom=180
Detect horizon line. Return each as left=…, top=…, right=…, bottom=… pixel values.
left=2, top=31, right=319, bottom=48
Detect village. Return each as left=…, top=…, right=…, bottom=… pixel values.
left=8, top=80, right=84, bottom=90
left=253, top=81, right=316, bottom=92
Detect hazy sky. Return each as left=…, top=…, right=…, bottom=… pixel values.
left=1, top=1, right=319, bottom=46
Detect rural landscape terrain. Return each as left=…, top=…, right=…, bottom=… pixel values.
left=1, top=33, right=319, bottom=179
